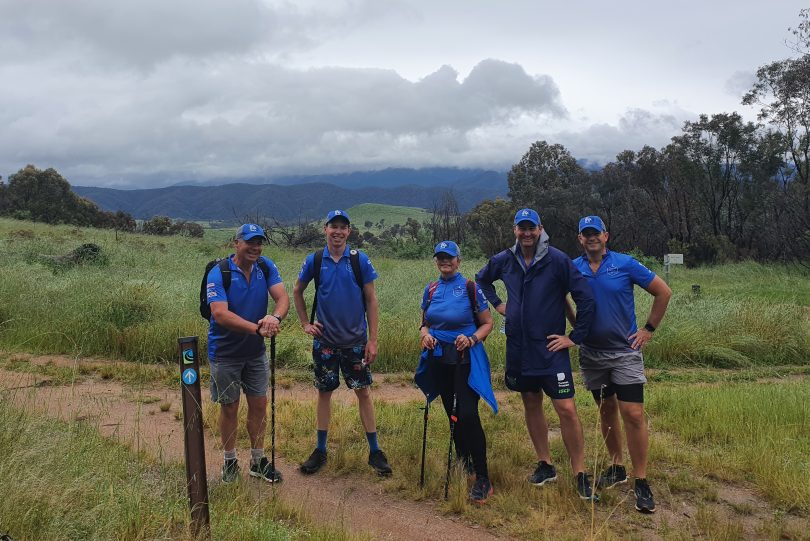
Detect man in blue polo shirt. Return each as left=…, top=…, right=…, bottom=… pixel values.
left=206, top=223, right=290, bottom=484
left=292, top=210, right=392, bottom=476
left=476, top=208, right=599, bottom=501
left=572, top=215, right=671, bottom=513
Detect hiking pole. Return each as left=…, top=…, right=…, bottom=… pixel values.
left=444, top=350, right=462, bottom=500
left=270, top=334, right=278, bottom=482
left=419, top=398, right=429, bottom=489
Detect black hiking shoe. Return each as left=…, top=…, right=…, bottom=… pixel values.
left=528, top=461, right=557, bottom=486
left=250, top=456, right=282, bottom=483
left=222, top=458, right=240, bottom=483
left=634, top=478, right=656, bottom=513
left=300, top=448, right=327, bottom=474
left=469, top=476, right=494, bottom=505
left=368, top=449, right=393, bottom=476
left=597, top=464, right=628, bottom=489
left=576, top=472, right=600, bottom=502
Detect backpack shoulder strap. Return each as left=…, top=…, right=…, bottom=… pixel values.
left=218, top=258, right=232, bottom=290
left=309, top=250, right=323, bottom=324
left=421, top=280, right=440, bottom=328
left=313, top=250, right=323, bottom=289
left=257, top=257, right=271, bottom=287
left=466, top=279, right=485, bottom=338
left=349, top=249, right=364, bottom=290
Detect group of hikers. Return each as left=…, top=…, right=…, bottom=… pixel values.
left=204, top=207, right=671, bottom=514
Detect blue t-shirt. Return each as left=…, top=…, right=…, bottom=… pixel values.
left=421, top=273, right=489, bottom=330
left=206, top=255, right=283, bottom=360
left=572, top=250, right=655, bottom=352
left=298, top=246, right=378, bottom=347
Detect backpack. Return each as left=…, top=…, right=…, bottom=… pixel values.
left=199, top=257, right=271, bottom=320
left=421, top=279, right=484, bottom=338
left=309, top=249, right=364, bottom=324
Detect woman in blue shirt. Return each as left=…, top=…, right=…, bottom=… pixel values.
left=415, top=241, right=498, bottom=504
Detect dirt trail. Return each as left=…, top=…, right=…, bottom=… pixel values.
left=0, top=366, right=503, bottom=541
left=1, top=354, right=807, bottom=540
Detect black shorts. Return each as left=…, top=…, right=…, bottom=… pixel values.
left=504, top=369, right=575, bottom=400
left=590, top=384, right=644, bottom=404
left=312, top=339, right=372, bottom=392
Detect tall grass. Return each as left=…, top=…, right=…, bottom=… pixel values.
left=0, top=218, right=808, bottom=371
left=647, top=379, right=810, bottom=512
left=0, top=396, right=370, bottom=540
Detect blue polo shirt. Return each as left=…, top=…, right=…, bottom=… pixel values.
left=206, top=255, right=283, bottom=360
left=298, top=246, right=377, bottom=347
left=572, top=250, right=655, bottom=352
left=421, top=273, right=489, bottom=330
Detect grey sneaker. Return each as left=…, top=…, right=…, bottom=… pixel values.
left=368, top=449, right=393, bottom=476
left=250, top=456, right=282, bottom=483
left=221, top=458, right=240, bottom=483
left=469, top=475, right=494, bottom=504
left=634, top=478, right=656, bottom=513
left=529, top=461, right=557, bottom=486
left=300, top=448, right=327, bottom=474
left=597, top=464, right=628, bottom=489
left=576, top=472, right=600, bottom=502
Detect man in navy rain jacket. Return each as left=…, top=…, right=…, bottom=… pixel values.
left=476, top=208, right=599, bottom=501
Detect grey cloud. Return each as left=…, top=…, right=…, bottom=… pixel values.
left=553, top=107, right=691, bottom=164
left=0, top=0, right=397, bottom=68
left=0, top=57, right=566, bottom=186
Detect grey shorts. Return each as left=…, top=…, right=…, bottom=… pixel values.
left=579, top=346, right=647, bottom=391
left=209, top=352, right=269, bottom=405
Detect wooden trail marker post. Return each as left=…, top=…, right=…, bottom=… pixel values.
left=178, top=336, right=210, bottom=538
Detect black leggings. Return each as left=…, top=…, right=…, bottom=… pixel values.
left=432, top=360, right=488, bottom=478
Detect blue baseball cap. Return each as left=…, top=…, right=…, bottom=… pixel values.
left=326, top=209, right=350, bottom=224
left=578, top=215, right=606, bottom=233
left=235, top=223, right=268, bottom=241
left=514, top=208, right=541, bottom=226
left=434, top=240, right=460, bottom=257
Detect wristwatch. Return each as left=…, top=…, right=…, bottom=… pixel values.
left=271, top=313, right=284, bottom=323
left=643, top=322, right=656, bottom=332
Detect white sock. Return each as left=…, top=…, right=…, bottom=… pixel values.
left=224, top=449, right=237, bottom=461
left=251, top=448, right=265, bottom=465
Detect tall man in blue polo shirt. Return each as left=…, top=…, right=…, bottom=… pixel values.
left=572, top=215, right=671, bottom=513
left=292, top=210, right=392, bottom=476
left=476, top=209, right=599, bottom=501
left=206, top=223, right=290, bottom=483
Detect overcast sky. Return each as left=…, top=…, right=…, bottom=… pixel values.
left=0, top=0, right=805, bottom=188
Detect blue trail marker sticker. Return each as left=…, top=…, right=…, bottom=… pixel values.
left=183, top=348, right=194, bottom=364
left=182, top=368, right=198, bottom=385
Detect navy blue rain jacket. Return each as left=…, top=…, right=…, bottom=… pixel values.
left=475, top=232, right=595, bottom=376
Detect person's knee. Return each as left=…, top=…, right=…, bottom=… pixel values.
left=220, top=401, right=240, bottom=419
left=553, top=399, right=579, bottom=423
left=354, top=386, right=371, bottom=402
left=619, top=403, right=646, bottom=429
left=598, top=394, right=619, bottom=416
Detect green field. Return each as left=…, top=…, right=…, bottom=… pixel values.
left=344, top=203, right=432, bottom=230
left=0, top=217, right=807, bottom=371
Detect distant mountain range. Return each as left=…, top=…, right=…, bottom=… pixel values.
left=72, top=168, right=509, bottom=221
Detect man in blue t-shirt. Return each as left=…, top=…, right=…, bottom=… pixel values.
left=292, top=210, right=392, bottom=477
left=572, top=215, right=671, bottom=514
left=206, top=223, right=290, bottom=484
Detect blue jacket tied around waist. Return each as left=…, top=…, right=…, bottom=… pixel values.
left=414, top=326, right=498, bottom=414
